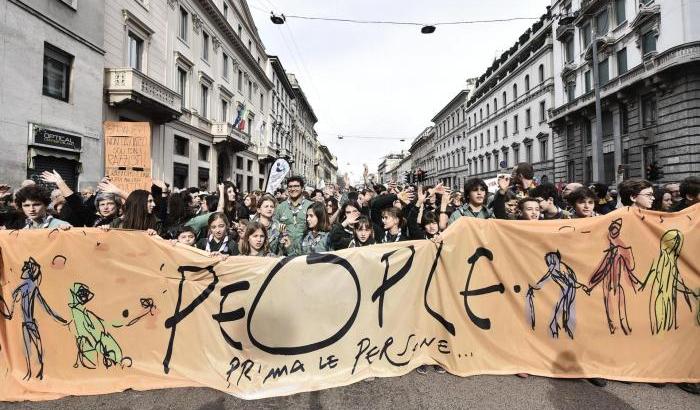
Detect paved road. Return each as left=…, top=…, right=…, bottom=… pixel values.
left=2, top=373, right=698, bottom=410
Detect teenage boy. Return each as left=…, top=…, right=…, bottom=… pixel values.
left=15, top=185, right=71, bottom=229
left=531, top=183, right=571, bottom=220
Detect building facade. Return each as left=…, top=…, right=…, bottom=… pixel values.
left=266, top=55, right=294, bottom=165
left=377, top=152, right=407, bottom=184
left=287, top=73, right=318, bottom=187
left=408, top=126, right=436, bottom=185
left=549, top=0, right=700, bottom=185
left=1, top=0, right=105, bottom=190
left=433, top=89, right=470, bottom=188
left=316, top=143, right=338, bottom=187
left=103, top=0, right=274, bottom=192
left=387, top=153, right=413, bottom=183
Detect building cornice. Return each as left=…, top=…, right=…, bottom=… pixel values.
left=431, top=90, right=468, bottom=122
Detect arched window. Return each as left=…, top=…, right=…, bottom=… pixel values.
left=538, top=64, right=545, bottom=83
left=502, top=91, right=507, bottom=106
left=513, top=84, right=518, bottom=100
left=486, top=103, right=490, bottom=116
left=494, top=98, right=498, bottom=112
left=524, top=75, right=530, bottom=92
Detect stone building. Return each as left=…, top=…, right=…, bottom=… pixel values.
left=287, top=73, right=318, bottom=188
left=1, top=0, right=105, bottom=189
left=266, top=55, right=294, bottom=165
left=408, top=126, right=436, bottom=185
left=549, top=0, right=700, bottom=184
left=432, top=89, right=470, bottom=188
left=103, top=0, right=273, bottom=192
left=316, top=143, right=338, bottom=188
left=377, top=152, right=407, bottom=184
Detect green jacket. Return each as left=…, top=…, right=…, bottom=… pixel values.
left=273, top=198, right=313, bottom=245
left=447, top=205, right=494, bottom=225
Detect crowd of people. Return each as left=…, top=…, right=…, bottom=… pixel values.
left=0, top=163, right=698, bottom=393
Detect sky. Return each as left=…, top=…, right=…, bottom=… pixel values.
left=248, top=0, right=552, bottom=182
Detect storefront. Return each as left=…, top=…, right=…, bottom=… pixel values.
left=27, top=124, right=83, bottom=190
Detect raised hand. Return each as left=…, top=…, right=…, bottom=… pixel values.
left=40, top=170, right=64, bottom=185
left=497, top=175, right=511, bottom=193
left=416, top=185, right=426, bottom=206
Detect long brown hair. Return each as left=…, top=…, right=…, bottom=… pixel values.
left=307, top=202, right=330, bottom=233
left=239, top=221, right=270, bottom=256
left=121, top=189, right=157, bottom=231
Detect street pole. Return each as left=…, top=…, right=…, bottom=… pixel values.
left=590, top=25, right=605, bottom=183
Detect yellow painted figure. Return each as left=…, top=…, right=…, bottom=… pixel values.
left=640, top=230, right=699, bottom=334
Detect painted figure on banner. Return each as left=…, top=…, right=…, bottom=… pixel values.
left=526, top=251, right=588, bottom=339
left=68, top=282, right=156, bottom=369
left=585, top=218, right=641, bottom=335
left=639, top=230, right=700, bottom=334
left=10, top=257, right=69, bottom=380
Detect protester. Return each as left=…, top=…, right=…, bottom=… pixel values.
left=282, top=202, right=330, bottom=256
left=651, top=187, right=673, bottom=212
left=590, top=183, right=616, bottom=215
left=108, top=189, right=160, bottom=235
left=325, top=196, right=340, bottom=224
left=15, top=185, right=71, bottom=230
left=663, top=182, right=681, bottom=205
left=348, top=216, right=376, bottom=247
left=239, top=221, right=275, bottom=257
left=274, top=176, right=313, bottom=252
left=219, top=181, right=248, bottom=223
left=567, top=187, right=597, bottom=218
left=445, top=178, right=493, bottom=228
left=196, top=212, right=237, bottom=256
left=618, top=179, right=654, bottom=210
left=243, top=193, right=257, bottom=216
left=511, top=162, right=537, bottom=198
left=672, top=176, right=700, bottom=211
left=518, top=198, right=541, bottom=221
left=531, top=183, right=571, bottom=220
left=174, top=225, right=197, bottom=247
left=251, top=194, right=282, bottom=255
left=380, top=207, right=408, bottom=243
left=330, top=200, right=363, bottom=250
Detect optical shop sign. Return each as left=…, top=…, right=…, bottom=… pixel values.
left=1, top=206, right=699, bottom=401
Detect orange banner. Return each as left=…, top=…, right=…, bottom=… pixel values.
left=0, top=205, right=698, bottom=401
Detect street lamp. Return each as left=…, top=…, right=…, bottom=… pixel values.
left=421, top=25, right=436, bottom=34
left=270, top=13, right=285, bottom=25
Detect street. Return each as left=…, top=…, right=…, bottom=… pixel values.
left=2, top=373, right=698, bottom=410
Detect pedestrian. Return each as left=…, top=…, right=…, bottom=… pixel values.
left=567, top=187, right=597, bottom=218
left=380, top=207, right=408, bottom=243
left=14, top=185, right=71, bottom=229
left=108, top=189, right=160, bottom=235
left=251, top=194, right=282, bottom=255
left=196, top=212, right=238, bottom=256
left=219, top=181, right=248, bottom=223
left=91, top=192, right=122, bottom=227
left=239, top=221, right=275, bottom=257
left=617, top=178, right=654, bottom=210
left=348, top=216, right=376, bottom=247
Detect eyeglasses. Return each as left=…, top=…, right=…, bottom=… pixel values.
left=287, top=184, right=301, bottom=189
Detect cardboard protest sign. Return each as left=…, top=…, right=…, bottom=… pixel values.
left=103, top=122, right=151, bottom=194
left=1, top=205, right=698, bottom=401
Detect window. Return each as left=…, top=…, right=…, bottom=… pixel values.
left=486, top=104, right=490, bottom=116
left=596, top=9, right=609, bottom=35
left=177, top=67, right=187, bottom=108
left=221, top=99, right=228, bottom=122
left=248, top=40, right=252, bottom=50
left=617, top=48, right=628, bottom=75
left=468, top=138, right=472, bottom=152
left=247, top=80, right=252, bottom=100
left=615, top=0, right=626, bottom=25
left=503, top=151, right=509, bottom=168
left=566, top=81, right=576, bottom=102
left=538, top=64, right=544, bottom=83
left=642, top=31, right=657, bottom=55
left=502, top=91, right=507, bottom=106
left=173, top=163, right=189, bottom=189
left=199, top=144, right=209, bottom=161
left=539, top=101, right=546, bottom=122
left=513, top=84, right=518, bottom=100
left=565, top=37, right=574, bottom=63
left=582, top=23, right=591, bottom=47
left=584, top=70, right=591, bottom=92
left=525, top=144, right=532, bottom=163
left=174, top=136, right=188, bottom=156
left=237, top=24, right=242, bottom=37
left=566, top=124, right=576, bottom=148
left=480, top=133, right=483, bottom=147
left=494, top=152, right=500, bottom=170
left=513, top=115, right=519, bottom=133
left=260, top=92, right=264, bottom=110
left=585, top=156, right=592, bottom=184
left=480, top=108, right=483, bottom=121
left=199, top=167, right=210, bottom=190
left=602, top=111, right=614, bottom=139
left=584, top=120, right=592, bottom=144
left=202, top=32, right=209, bottom=61
left=179, top=7, right=188, bottom=41
left=42, top=43, right=72, bottom=101
left=598, top=58, right=609, bottom=84
left=247, top=160, right=253, bottom=172
left=487, top=130, right=491, bottom=145
left=503, top=120, right=508, bottom=137
left=223, top=2, right=228, bottom=18
left=494, top=125, right=499, bottom=141
left=525, top=109, right=531, bottom=128
left=128, top=31, right=143, bottom=70
left=524, top=75, right=530, bottom=92
left=620, top=104, right=629, bottom=135
left=641, top=93, right=657, bottom=127
left=513, top=146, right=520, bottom=163
left=237, top=69, right=243, bottom=92
left=540, top=139, right=548, bottom=161
left=200, top=84, right=209, bottom=117
left=223, top=53, right=229, bottom=79
left=236, top=156, right=243, bottom=169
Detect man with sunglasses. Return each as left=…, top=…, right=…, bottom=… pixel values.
left=274, top=176, right=313, bottom=250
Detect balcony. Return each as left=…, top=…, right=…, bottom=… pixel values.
left=556, top=23, right=574, bottom=41
left=211, top=122, right=250, bottom=150
left=257, top=144, right=278, bottom=162
left=104, top=68, right=181, bottom=123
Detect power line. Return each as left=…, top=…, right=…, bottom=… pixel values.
left=282, top=15, right=539, bottom=27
